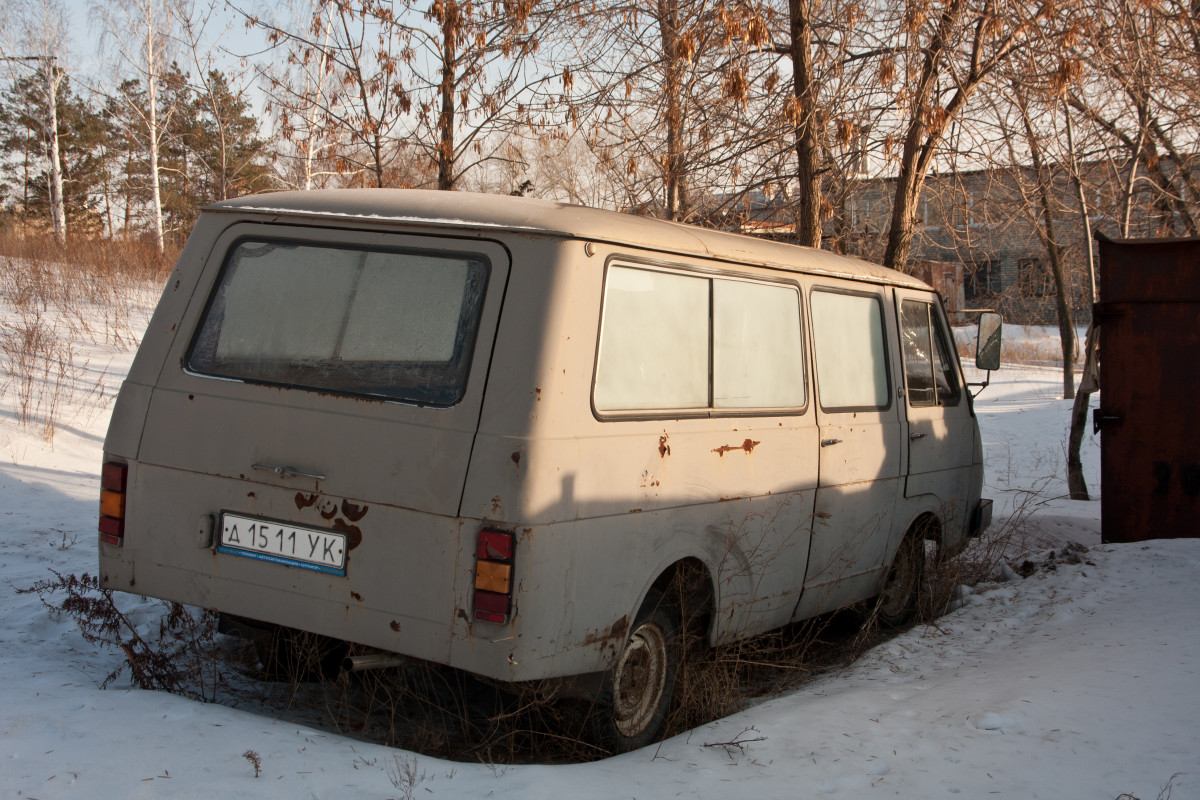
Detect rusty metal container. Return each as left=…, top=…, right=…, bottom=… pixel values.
left=1094, top=235, right=1200, bottom=543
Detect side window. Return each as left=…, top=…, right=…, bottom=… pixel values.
left=810, top=289, right=890, bottom=411
left=713, top=279, right=806, bottom=408
left=594, top=267, right=709, bottom=411
left=901, top=300, right=936, bottom=406
left=900, top=298, right=961, bottom=408
left=930, top=306, right=961, bottom=406
left=594, top=265, right=806, bottom=414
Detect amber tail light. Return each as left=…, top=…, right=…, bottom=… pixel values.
left=473, top=528, right=514, bottom=623
left=99, top=462, right=128, bottom=546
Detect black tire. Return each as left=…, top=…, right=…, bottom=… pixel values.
left=876, top=531, right=924, bottom=628
left=598, top=591, right=681, bottom=753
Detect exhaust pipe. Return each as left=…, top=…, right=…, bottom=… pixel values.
left=342, top=653, right=407, bottom=673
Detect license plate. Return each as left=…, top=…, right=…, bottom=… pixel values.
left=218, top=513, right=347, bottom=576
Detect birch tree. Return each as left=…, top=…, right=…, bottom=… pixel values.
left=95, top=0, right=176, bottom=251
left=1, top=0, right=70, bottom=242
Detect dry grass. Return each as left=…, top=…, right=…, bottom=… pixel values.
left=0, top=233, right=174, bottom=439
left=956, top=328, right=1081, bottom=367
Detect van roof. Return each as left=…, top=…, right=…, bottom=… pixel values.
left=207, top=189, right=930, bottom=290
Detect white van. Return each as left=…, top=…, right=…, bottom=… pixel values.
left=98, top=189, right=996, bottom=751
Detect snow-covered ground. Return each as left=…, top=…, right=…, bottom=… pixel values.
left=1, top=309, right=1196, bottom=799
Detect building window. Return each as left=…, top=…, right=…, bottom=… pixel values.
left=964, top=260, right=1002, bottom=300
left=1017, top=258, right=1052, bottom=298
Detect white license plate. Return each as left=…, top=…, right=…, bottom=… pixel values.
left=218, top=513, right=347, bottom=576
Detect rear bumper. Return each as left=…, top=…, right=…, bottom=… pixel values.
left=969, top=499, right=993, bottom=538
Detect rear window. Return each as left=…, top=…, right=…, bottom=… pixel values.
left=187, top=239, right=490, bottom=406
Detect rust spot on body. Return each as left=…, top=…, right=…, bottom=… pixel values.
left=511, top=451, right=521, bottom=467
left=295, top=492, right=318, bottom=510
left=341, top=500, right=368, bottom=522
left=319, top=501, right=338, bottom=520
left=390, top=620, right=402, bottom=632
left=331, top=518, right=363, bottom=550
left=713, top=438, right=760, bottom=457
left=584, top=615, right=630, bottom=645
left=535, top=388, right=542, bottom=402
left=351, top=590, right=363, bottom=602
left=659, top=435, right=671, bottom=458
left=491, top=495, right=503, bottom=514
left=246, top=491, right=256, bottom=499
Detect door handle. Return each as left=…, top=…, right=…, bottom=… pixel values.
left=910, top=432, right=928, bottom=440
left=820, top=438, right=842, bottom=447
left=252, top=463, right=327, bottom=481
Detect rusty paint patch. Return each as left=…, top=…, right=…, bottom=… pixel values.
left=628, top=508, right=642, bottom=514
left=584, top=615, right=630, bottom=645
left=535, top=388, right=542, bottom=402
left=294, top=492, right=318, bottom=511
left=331, top=518, right=363, bottom=550
left=659, top=434, right=671, bottom=458
left=456, top=608, right=470, bottom=623
left=350, top=590, right=363, bottom=602
left=188, top=394, right=194, bottom=402
left=246, top=491, right=256, bottom=499
left=511, top=451, right=521, bottom=467
left=340, top=500, right=368, bottom=522
left=491, top=495, right=503, bottom=515
left=319, top=501, right=338, bottom=520
left=713, top=438, right=761, bottom=457
left=389, top=620, right=402, bottom=633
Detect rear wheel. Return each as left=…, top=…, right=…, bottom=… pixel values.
left=598, top=591, right=681, bottom=752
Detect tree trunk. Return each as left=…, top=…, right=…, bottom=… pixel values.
left=789, top=0, right=821, bottom=248
left=437, top=4, right=458, bottom=191
left=46, top=66, right=66, bottom=244
left=146, top=17, right=165, bottom=253
left=1015, top=88, right=1074, bottom=399
left=659, top=0, right=687, bottom=221
left=1064, top=106, right=1096, bottom=499
left=1067, top=376, right=1092, bottom=500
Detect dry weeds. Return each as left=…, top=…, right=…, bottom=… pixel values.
left=0, top=233, right=174, bottom=439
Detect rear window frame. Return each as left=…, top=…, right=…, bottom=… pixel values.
left=184, top=235, right=492, bottom=408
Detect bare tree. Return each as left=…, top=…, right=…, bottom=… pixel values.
left=557, top=0, right=775, bottom=219
left=372, top=0, right=557, bottom=191
left=255, top=0, right=342, bottom=189
left=877, top=1, right=1049, bottom=272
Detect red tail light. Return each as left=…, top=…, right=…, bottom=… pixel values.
left=473, top=528, right=515, bottom=623
left=99, top=462, right=128, bottom=546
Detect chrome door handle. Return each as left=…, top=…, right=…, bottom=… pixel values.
left=820, top=438, right=842, bottom=447
left=910, top=432, right=928, bottom=440
left=252, top=463, right=327, bottom=481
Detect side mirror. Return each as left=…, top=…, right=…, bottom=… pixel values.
left=976, top=312, right=1003, bottom=371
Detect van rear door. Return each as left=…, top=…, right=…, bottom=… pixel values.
left=137, top=222, right=509, bottom=521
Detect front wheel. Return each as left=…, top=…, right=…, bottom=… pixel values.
left=598, top=591, right=681, bottom=753
left=876, top=532, right=925, bottom=628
